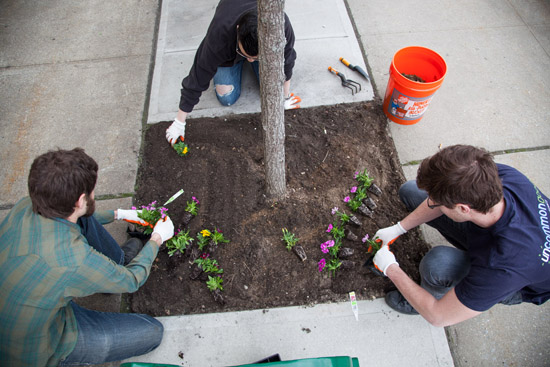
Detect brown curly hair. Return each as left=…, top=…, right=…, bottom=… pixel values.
left=28, top=148, right=98, bottom=219
left=417, top=145, right=503, bottom=213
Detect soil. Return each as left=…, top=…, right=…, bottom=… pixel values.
left=401, top=73, right=425, bottom=83
left=129, top=101, right=430, bottom=317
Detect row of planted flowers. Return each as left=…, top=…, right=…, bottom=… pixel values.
left=132, top=196, right=229, bottom=305
left=318, top=169, right=383, bottom=276
left=278, top=169, right=384, bottom=277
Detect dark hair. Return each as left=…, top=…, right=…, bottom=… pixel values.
left=237, top=10, right=258, bottom=56
left=28, top=148, right=98, bottom=219
left=416, top=145, right=503, bottom=213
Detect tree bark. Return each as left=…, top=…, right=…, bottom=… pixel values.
left=258, top=0, right=286, bottom=199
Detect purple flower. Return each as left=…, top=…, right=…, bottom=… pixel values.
left=192, top=196, right=200, bottom=204
left=318, top=258, right=326, bottom=272
left=327, top=240, right=335, bottom=248
left=362, top=234, right=370, bottom=243
left=326, top=224, right=333, bottom=233
left=350, top=186, right=357, bottom=193
left=320, top=243, right=329, bottom=253
left=331, top=207, right=339, bottom=215
left=131, top=206, right=136, bottom=210
left=354, top=171, right=359, bottom=179
left=344, top=196, right=351, bottom=203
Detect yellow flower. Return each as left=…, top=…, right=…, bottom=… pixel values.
left=183, top=147, right=188, bottom=154
left=200, top=229, right=211, bottom=237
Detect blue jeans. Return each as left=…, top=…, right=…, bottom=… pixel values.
left=213, top=60, right=259, bottom=106
left=400, top=181, right=522, bottom=305
left=60, top=216, right=164, bottom=365
left=77, top=215, right=124, bottom=264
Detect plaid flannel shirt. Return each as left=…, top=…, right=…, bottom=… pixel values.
left=0, top=197, right=158, bottom=366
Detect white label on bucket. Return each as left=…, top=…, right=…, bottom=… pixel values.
left=388, top=90, right=434, bottom=121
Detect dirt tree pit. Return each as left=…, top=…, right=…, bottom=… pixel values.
left=129, top=101, right=430, bottom=316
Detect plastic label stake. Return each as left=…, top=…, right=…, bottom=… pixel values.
left=349, top=291, right=359, bottom=321
left=163, top=189, right=184, bottom=206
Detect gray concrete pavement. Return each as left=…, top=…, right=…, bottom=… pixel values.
left=125, top=300, right=452, bottom=367
left=1, top=0, right=549, bottom=366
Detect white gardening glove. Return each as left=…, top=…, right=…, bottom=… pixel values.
left=116, top=209, right=148, bottom=226
left=284, top=93, right=301, bottom=110
left=152, top=216, right=174, bottom=243
left=373, top=245, right=399, bottom=276
left=166, top=118, right=186, bottom=146
left=374, top=222, right=407, bottom=247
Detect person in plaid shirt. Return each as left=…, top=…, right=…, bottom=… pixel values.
left=0, top=148, right=174, bottom=366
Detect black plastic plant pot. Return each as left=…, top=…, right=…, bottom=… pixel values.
left=363, top=256, right=384, bottom=276
left=212, top=289, right=225, bottom=305
left=126, top=224, right=151, bottom=241
left=188, top=245, right=200, bottom=265
left=181, top=211, right=194, bottom=227
left=349, top=215, right=362, bottom=227
left=363, top=197, right=377, bottom=210
left=254, top=354, right=282, bottom=364
left=345, top=228, right=358, bottom=241
left=189, top=264, right=203, bottom=280
left=340, top=260, right=355, bottom=269
left=368, top=183, right=382, bottom=196
left=293, top=245, right=307, bottom=261
left=339, top=247, right=354, bottom=258
left=205, top=243, right=217, bottom=258
left=357, top=204, right=373, bottom=218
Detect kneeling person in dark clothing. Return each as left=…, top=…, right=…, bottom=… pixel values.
left=166, top=0, right=301, bottom=145
left=372, top=144, right=550, bottom=326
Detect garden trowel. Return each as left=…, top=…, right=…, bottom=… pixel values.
left=340, top=57, right=370, bottom=82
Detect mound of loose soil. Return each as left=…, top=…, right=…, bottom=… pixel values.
left=129, top=101, right=430, bottom=316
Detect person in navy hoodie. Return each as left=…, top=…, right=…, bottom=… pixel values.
left=166, top=0, right=300, bottom=146
left=373, top=144, right=550, bottom=326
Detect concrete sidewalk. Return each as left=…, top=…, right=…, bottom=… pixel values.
left=127, top=300, right=451, bottom=367
left=1, top=0, right=549, bottom=366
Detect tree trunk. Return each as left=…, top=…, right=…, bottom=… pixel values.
left=258, top=0, right=286, bottom=199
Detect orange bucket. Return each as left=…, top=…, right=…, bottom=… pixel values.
left=383, top=46, right=447, bottom=125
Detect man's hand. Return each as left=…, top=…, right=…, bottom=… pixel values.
left=116, top=209, right=149, bottom=227
left=373, top=246, right=399, bottom=276
left=284, top=93, right=301, bottom=110
left=374, top=222, right=407, bottom=246
left=166, top=118, right=186, bottom=146
left=152, top=216, right=174, bottom=244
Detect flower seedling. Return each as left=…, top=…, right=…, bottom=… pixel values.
left=354, top=169, right=374, bottom=188
left=362, top=234, right=384, bottom=276
left=211, top=228, right=229, bottom=246
left=194, top=255, right=223, bottom=275
left=281, top=228, right=299, bottom=251
left=181, top=196, right=200, bottom=227
left=331, top=207, right=350, bottom=226
left=206, top=275, right=224, bottom=292
left=173, top=141, right=189, bottom=157
left=362, top=234, right=381, bottom=254
left=325, top=258, right=342, bottom=277
left=136, top=201, right=168, bottom=235
left=166, top=229, right=194, bottom=257
left=197, top=229, right=211, bottom=251
left=185, top=197, right=200, bottom=216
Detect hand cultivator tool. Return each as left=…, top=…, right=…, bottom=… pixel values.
left=339, top=57, right=370, bottom=82
left=328, top=66, right=361, bottom=95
